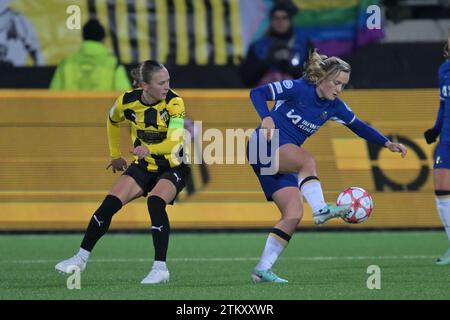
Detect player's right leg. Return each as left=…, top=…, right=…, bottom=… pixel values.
left=55, top=175, right=143, bottom=274
left=251, top=187, right=302, bottom=284
left=278, top=144, right=352, bottom=225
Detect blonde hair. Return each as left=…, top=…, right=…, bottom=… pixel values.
left=130, top=60, right=165, bottom=88
left=303, top=49, right=351, bottom=85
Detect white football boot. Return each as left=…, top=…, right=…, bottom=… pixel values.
left=436, top=247, right=450, bottom=266
left=141, top=266, right=170, bottom=284
left=55, top=254, right=87, bottom=274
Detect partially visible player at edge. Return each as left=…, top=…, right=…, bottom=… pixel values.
left=424, top=28, right=450, bottom=265
left=247, top=49, right=407, bottom=283
left=55, top=60, right=190, bottom=284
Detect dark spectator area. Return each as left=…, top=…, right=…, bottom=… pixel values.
left=0, top=0, right=448, bottom=89
left=0, top=42, right=444, bottom=89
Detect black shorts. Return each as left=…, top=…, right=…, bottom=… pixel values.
left=123, top=161, right=190, bottom=204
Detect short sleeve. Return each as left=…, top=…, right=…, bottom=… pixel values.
left=109, top=94, right=125, bottom=123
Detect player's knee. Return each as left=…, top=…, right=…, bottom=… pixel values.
left=147, top=195, right=166, bottom=212
left=293, top=155, right=316, bottom=175
left=301, top=155, right=316, bottom=173
left=96, top=194, right=123, bottom=219
left=147, top=195, right=168, bottom=223
left=283, top=216, right=301, bottom=228
left=281, top=210, right=302, bottom=226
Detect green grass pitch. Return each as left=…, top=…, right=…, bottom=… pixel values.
left=0, top=231, right=449, bottom=300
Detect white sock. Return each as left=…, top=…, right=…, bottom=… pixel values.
left=255, top=234, right=287, bottom=271
left=153, top=260, right=168, bottom=270
left=436, top=197, right=450, bottom=242
left=299, top=177, right=327, bottom=214
left=77, top=248, right=90, bottom=261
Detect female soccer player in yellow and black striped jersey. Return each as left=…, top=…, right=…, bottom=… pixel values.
left=55, top=60, right=190, bottom=284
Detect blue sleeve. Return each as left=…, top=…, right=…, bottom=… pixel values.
left=249, top=85, right=272, bottom=120
left=268, top=79, right=302, bottom=101
left=346, top=117, right=389, bottom=146
left=433, top=95, right=445, bottom=133
left=249, top=80, right=302, bottom=120
left=331, top=101, right=356, bottom=125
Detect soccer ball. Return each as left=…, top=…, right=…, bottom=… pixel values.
left=336, top=187, right=373, bottom=224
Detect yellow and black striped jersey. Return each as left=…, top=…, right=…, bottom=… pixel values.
left=107, top=88, right=185, bottom=172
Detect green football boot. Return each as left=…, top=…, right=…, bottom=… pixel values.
left=251, top=269, right=288, bottom=283
left=313, top=203, right=353, bottom=225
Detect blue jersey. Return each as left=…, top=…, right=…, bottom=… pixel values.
left=248, top=77, right=388, bottom=201
left=438, top=60, right=450, bottom=143
left=266, top=78, right=356, bottom=146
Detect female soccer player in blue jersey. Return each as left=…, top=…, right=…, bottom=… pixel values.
left=424, top=30, right=450, bottom=266
left=247, top=49, right=407, bottom=283
left=55, top=60, right=190, bottom=284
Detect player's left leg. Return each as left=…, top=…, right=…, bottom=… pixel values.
left=278, top=144, right=352, bottom=224
left=434, top=168, right=450, bottom=265
left=55, top=175, right=143, bottom=274
left=251, top=187, right=302, bottom=283
left=141, top=165, right=189, bottom=284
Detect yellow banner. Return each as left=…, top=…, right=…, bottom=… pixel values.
left=0, top=89, right=443, bottom=229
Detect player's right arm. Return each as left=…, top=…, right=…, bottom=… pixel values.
left=249, top=80, right=300, bottom=119
left=249, top=80, right=300, bottom=140
left=106, top=96, right=127, bottom=173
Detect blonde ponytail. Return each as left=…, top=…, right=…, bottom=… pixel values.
left=303, top=48, right=351, bottom=85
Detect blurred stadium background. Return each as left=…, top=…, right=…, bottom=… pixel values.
left=0, top=0, right=449, bottom=300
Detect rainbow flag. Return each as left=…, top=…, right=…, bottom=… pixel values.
left=292, top=0, right=384, bottom=57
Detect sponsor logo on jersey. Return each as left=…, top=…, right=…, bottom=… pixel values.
left=286, top=109, right=302, bottom=124
left=274, top=82, right=283, bottom=94
left=286, top=109, right=320, bottom=134
left=282, top=80, right=293, bottom=89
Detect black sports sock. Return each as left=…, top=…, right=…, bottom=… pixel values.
left=270, top=228, right=292, bottom=243
left=147, top=195, right=170, bottom=262
left=80, top=195, right=122, bottom=251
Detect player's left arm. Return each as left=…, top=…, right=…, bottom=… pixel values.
left=334, top=102, right=407, bottom=158
left=148, top=97, right=185, bottom=155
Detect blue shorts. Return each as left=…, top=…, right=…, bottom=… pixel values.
left=251, top=170, right=299, bottom=201
left=247, top=128, right=299, bottom=201
left=434, top=142, right=450, bottom=169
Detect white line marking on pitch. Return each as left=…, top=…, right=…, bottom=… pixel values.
left=0, top=255, right=437, bottom=264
